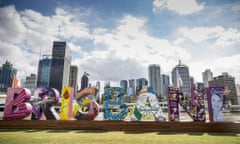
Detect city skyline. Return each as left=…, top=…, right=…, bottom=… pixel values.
left=0, top=0, right=240, bottom=86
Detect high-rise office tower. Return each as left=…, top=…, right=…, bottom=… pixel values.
left=190, top=76, right=195, bottom=87
left=209, top=72, right=238, bottom=105
left=37, top=55, right=51, bottom=87
left=136, top=78, right=148, bottom=95
left=24, top=73, right=37, bottom=94
left=202, top=69, right=213, bottom=87
left=120, top=80, right=128, bottom=94
left=172, top=60, right=191, bottom=95
left=69, top=65, right=78, bottom=95
left=80, top=72, right=89, bottom=90
left=128, top=79, right=135, bottom=96
left=160, top=74, right=169, bottom=99
left=148, top=64, right=161, bottom=96
left=49, top=41, right=71, bottom=93
left=96, top=81, right=101, bottom=103
left=0, top=61, right=17, bottom=93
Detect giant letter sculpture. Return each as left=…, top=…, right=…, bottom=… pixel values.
left=104, top=87, right=127, bottom=120
left=74, top=87, right=99, bottom=120
left=132, top=88, right=165, bottom=121
left=191, top=87, right=206, bottom=122
left=207, top=87, right=225, bottom=122
left=168, top=87, right=179, bottom=121
left=3, top=88, right=32, bottom=120
left=31, top=87, right=60, bottom=120
left=60, top=87, right=73, bottom=120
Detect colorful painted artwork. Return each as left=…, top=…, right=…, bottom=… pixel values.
left=191, top=87, right=206, bottom=122
left=74, top=87, right=99, bottom=120
left=3, top=88, right=32, bottom=120
left=31, top=87, right=60, bottom=120
left=60, top=87, right=73, bottom=120
left=104, top=87, right=127, bottom=120
left=207, top=87, right=225, bottom=122
left=132, top=88, right=165, bottom=121
left=168, top=87, right=179, bottom=122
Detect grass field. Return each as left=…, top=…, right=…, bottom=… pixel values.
left=0, top=129, right=240, bottom=144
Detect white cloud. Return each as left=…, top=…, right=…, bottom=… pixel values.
left=0, top=6, right=26, bottom=44
left=0, top=6, right=91, bottom=81
left=153, top=0, right=204, bottom=15
left=175, top=26, right=240, bottom=84
left=177, top=26, right=240, bottom=46
left=84, top=15, right=191, bottom=82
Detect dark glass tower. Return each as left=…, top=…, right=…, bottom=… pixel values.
left=120, top=80, right=128, bottom=94
left=49, top=41, right=71, bottom=93
left=80, top=72, right=89, bottom=90
left=0, top=61, right=17, bottom=93
left=37, top=55, right=51, bottom=87
left=69, top=65, right=78, bottom=95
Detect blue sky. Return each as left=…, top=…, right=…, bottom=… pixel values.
left=0, top=0, right=240, bottom=87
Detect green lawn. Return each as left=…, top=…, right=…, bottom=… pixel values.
left=0, top=129, right=239, bottom=144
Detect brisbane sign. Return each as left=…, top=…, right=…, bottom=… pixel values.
left=3, top=86, right=226, bottom=122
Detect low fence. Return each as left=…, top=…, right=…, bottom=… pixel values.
left=0, top=120, right=240, bottom=133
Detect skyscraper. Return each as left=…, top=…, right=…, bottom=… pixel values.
left=37, top=55, right=51, bottom=87
left=24, top=73, right=37, bottom=94
left=69, top=65, right=78, bottom=95
left=0, top=61, right=17, bottom=93
left=128, top=79, right=135, bottom=96
left=209, top=72, right=238, bottom=105
left=148, top=64, right=161, bottom=96
left=160, top=74, right=169, bottom=99
left=202, top=69, right=213, bottom=87
left=80, top=72, right=89, bottom=90
left=49, top=41, right=71, bottom=93
left=96, top=81, right=101, bottom=103
left=120, top=80, right=128, bottom=94
left=172, top=60, right=191, bottom=95
left=136, top=78, right=148, bottom=95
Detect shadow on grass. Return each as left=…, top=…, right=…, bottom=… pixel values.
left=0, top=129, right=28, bottom=132
left=157, top=132, right=204, bottom=136
left=25, top=129, right=45, bottom=133
left=188, top=132, right=204, bottom=136
left=124, top=131, right=153, bottom=134
left=208, top=133, right=239, bottom=137
left=159, top=132, right=186, bottom=135
left=47, top=130, right=71, bottom=133
left=75, top=130, right=108, bottom=133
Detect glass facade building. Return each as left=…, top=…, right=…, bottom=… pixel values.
left=24, top=73, right=37, bottom=94
left=148, top=64, right=161, bottom=96
left=80, top=72, right=89, bottom=90
left=37, top=55, right=51, bottom=87
left=0, top=61, right=17, bottom=93
left=69, top=65, right=78, bottom=95
left=202, top=69, right=213, bottom=87
left=128, top=79, right=135, bottom=96
left=49, top=41, right=71, bottom=93
left=120, top=80, right=128, bottom=94
left=161, top=74, right=169, bottom=99
left=136, top=78, right=148, bottom=94
left=172, top=60, right=191, bottom=95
